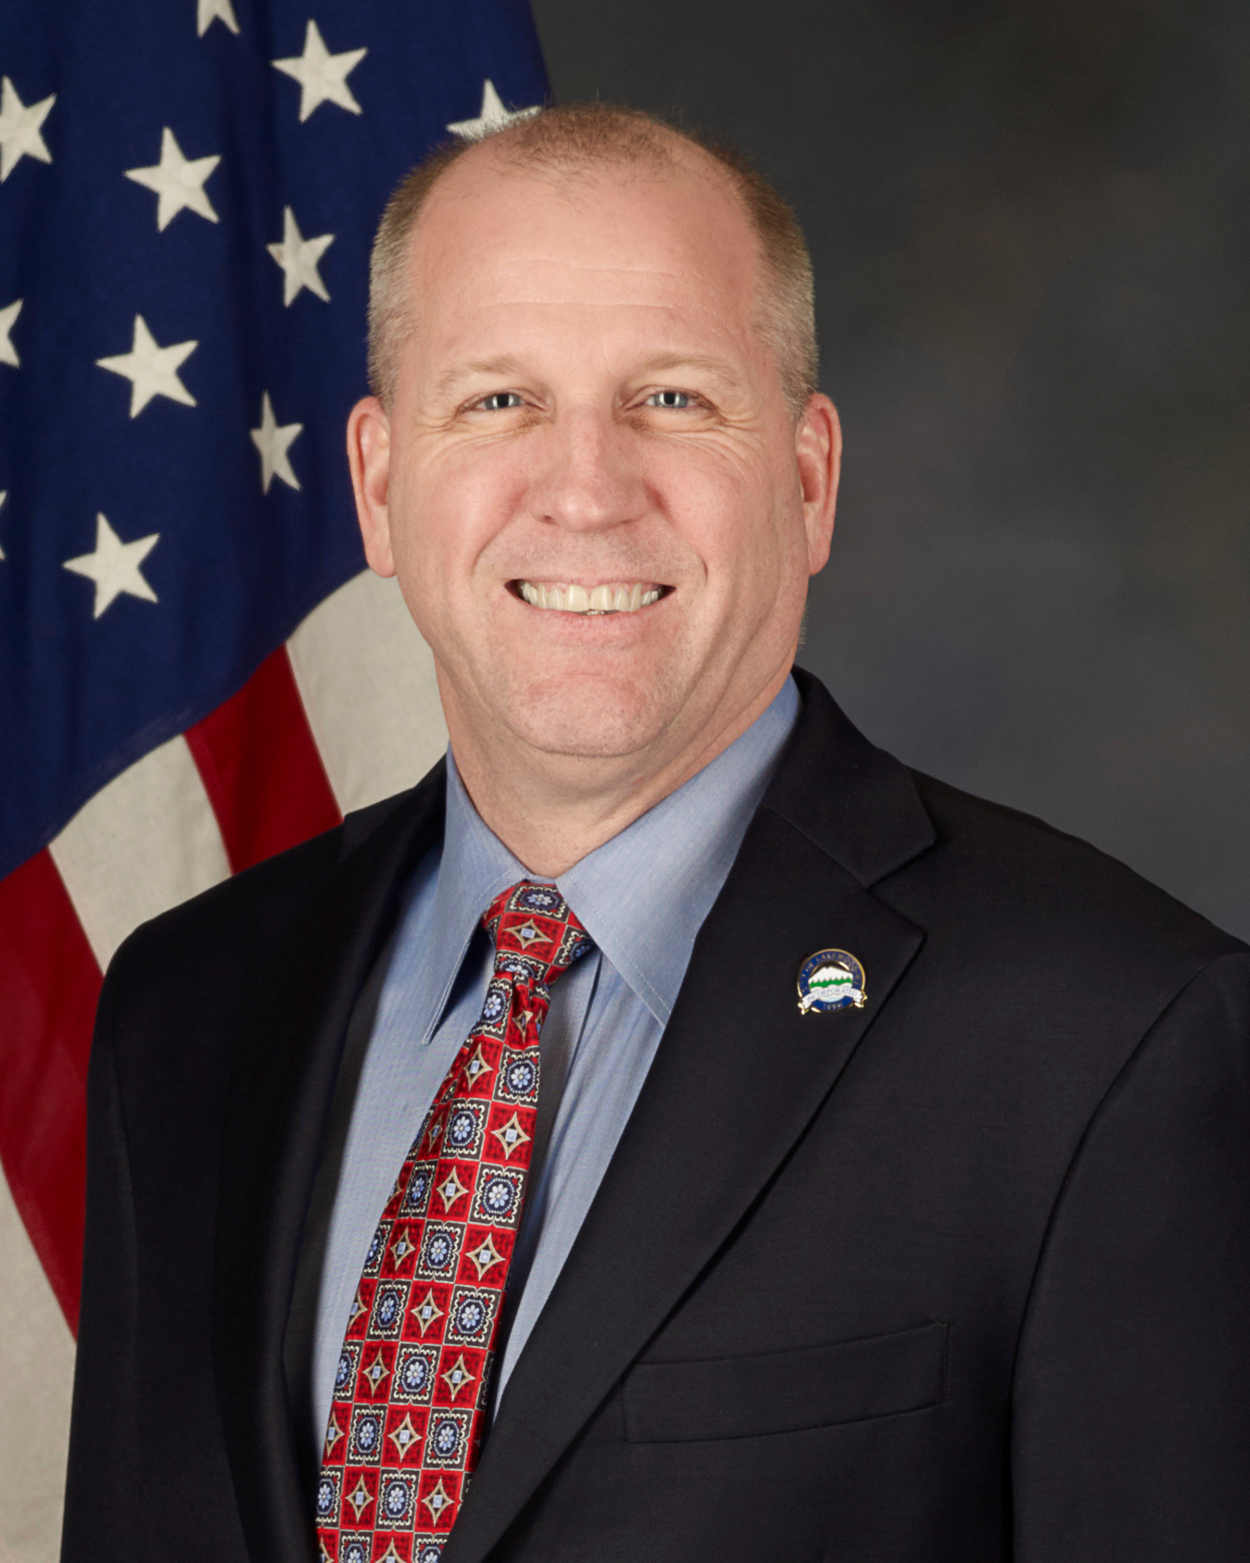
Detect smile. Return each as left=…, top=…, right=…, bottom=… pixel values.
left=515, top=581, right=666, bottom=615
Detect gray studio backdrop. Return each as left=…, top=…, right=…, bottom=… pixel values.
left=529, top=0, right=1250, bottom=940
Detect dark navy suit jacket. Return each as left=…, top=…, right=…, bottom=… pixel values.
left=63, top=670, right=1250, bottom=1562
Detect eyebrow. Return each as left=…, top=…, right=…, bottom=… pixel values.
left=635, top=352, right=743, bottom=386
left=431, top=356, right=529, bottom=401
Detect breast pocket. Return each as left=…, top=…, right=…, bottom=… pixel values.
left=622, top=1321, right=948, bottom=1443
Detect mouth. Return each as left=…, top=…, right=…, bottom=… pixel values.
left=513, top=581, right=669, bottom=615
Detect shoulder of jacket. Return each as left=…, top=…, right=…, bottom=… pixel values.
left=893, top=767, right=1245, bottom=983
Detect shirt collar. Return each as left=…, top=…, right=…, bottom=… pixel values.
left=414, top=755, right=531, bottom=1046
left=422, top=676, right=800, bottom=1038
left=557, top=678, right=798, bottom=1024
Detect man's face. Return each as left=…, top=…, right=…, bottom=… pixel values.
left=350, top=146, right=838, bottom=781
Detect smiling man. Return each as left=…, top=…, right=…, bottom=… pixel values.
left=64, top=107, right=1249, bottom=1563
left=348, top=113, right=837, bottom=878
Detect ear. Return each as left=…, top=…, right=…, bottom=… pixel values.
left=347, top=396, right=396, bottom=577
left=794, top=393, right=841, bottom=575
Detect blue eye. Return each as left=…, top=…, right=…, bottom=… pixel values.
left=648, top=390, right=691, bottom=409
left=479, top=391, right=523, bottom=411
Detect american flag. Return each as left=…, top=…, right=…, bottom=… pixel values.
left=0, top=2, right=546, bottom=1553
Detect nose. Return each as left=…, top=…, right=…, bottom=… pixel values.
left=526, top=404, right=648, bottom=533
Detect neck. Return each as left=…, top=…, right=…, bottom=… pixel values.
left=444, top=668, right=792, bottom=878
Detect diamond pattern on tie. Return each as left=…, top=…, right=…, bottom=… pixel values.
left=316, top=881, right=592, bottom=1561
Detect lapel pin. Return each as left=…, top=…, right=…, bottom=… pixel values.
left=797, top=949, right=867, bottom=1014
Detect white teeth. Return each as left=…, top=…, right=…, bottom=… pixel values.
left=517, top=581, right=665, bottom=615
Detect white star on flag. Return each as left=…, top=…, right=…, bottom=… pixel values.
left=197, top=0, right=239, bottom=37
left=267, top=207, right=334, bottom=305
left=0, top=299, right=20, bottom=367
left=447, top=79, right=540, bottom=140
left=0, top=76, right=56, bottom=182
left=272, top=20, right=367, bottom=122
left=63, top=514, right=160, bottom=619
left=125, top=128, right=220, bottom=231
left=251, top=393, right=303, bottom=492
left=97, top=315, right=198, bottom=417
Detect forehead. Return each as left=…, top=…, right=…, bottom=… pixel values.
left=403, top=146, right=766, bottom=358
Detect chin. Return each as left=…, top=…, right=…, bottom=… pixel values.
left=496, top=672, right=679, bottom=762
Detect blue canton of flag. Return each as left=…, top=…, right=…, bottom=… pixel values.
left=0, top=0, right=547, bottom=880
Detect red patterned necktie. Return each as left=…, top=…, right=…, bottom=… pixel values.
left=316, top=881, right=592, bottom=1563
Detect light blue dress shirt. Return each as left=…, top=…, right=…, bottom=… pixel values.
left=310, top=677, right=800, bottom=1447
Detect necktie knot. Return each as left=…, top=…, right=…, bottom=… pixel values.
left=483, top=880, right=592, bottom=987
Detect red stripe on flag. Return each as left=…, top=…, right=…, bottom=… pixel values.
left=185, top=644, right=342, bottom=873
left=0, top=850, right=102, bottom=1333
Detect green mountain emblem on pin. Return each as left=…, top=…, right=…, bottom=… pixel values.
left=797, top=951, right=867, bottom=1013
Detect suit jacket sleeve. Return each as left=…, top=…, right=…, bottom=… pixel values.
left=1012, top=951, right=1250, bottom=1560
left=61, top=955, right=141, bottom=1561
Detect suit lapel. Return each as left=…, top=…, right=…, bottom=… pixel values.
left=212, top=767, right=446, bottom=1563
left=444, top=675, right=936, bottom=1563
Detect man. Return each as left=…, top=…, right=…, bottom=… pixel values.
left=63, top=105, right=1249, bottom=1563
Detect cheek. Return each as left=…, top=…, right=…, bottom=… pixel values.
left=391, top=445, right=526, bottom=579
left=655, top=451, right=793, bottom=586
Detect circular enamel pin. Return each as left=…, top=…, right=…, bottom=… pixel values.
left=797, top=949, right=867, bottom=1014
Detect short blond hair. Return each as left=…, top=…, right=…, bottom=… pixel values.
left=367, top=102, right=818, bottom=418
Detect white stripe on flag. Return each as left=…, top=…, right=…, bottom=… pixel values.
left=0, top=1169, right=75, bottom=1563
left=286, top=569, right=448, bottom=814
left=48, top=735, right=231, bottom=971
